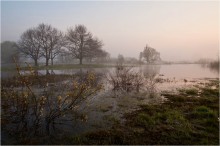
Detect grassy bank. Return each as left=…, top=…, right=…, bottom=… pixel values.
left=1, top=63, right=116, bottom=71
left=1, top=63, right=143, bottom=72
left=63, top=80, right=219, bottom=145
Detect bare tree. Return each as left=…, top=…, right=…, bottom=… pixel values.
left=18, top=24, right=65, bottom=66
left=18, top=24, right=104, bottom=66
left=48, top=28, right=65, bottom=65
left=36, top=24, right=64, bottom=66
left=95, top=50, right=110, bottom=63
left=35, top=24, right=51, bottom=66
left=85, top=38, right=104, bottom=62
left=18, top=29, right=42, bottom=66
left=66, top=25, right=103, bottom=65
left=141, top=45, right=161, bottom=63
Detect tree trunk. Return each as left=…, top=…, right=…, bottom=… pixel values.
left=34, top=59, right=38, bottom=66
left=51, top=58, right=53, bottom=66
left=46, top=58, right=49, bottom=66
left=79, top=58, right=82, bottom=65
left=79, top=39, right=83, bottom=65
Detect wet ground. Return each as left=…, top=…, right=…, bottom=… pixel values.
left=1, top=64, right=219, bottom=144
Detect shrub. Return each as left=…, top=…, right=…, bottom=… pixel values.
left=107, top=63, right=144, bottom=92
left=1, top=62, right=103, bottom=140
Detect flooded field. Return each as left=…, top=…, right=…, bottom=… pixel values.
left=1, top=64, right=219, bottom=144
left=2, top=1, right=219, bottom=144
left=42, top=64, right=219, bottom=79
left=2, top=64, right=219, bottom=79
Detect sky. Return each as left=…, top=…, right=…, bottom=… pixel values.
left=1, top=1, right=219, bottom=61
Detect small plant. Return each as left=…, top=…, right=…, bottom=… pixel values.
left=107, top=63, right=144, bottom=92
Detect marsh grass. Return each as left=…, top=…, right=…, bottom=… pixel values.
left=64, top=79, right=219, bottom=145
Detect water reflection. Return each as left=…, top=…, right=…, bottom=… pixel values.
left=39, top=68, right=110, bottom=76
left=209, top=67, right=219, bottom=75
left=159, top=64, right=218, bottom=79
left=140, top=65, right=161, bottom=96
left=1, top=64, right=218, bottom=144
left=199, top=64, right=219, bottom=75
left=1, top=71, right=17, bottom=78
left=141, top=65, right=161, bottom=79
left=1, top=69, right=104, bottom=140
left=1, top=64, right=218, bottom=79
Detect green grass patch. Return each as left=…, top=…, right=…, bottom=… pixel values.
left=179, top=88, right=198, bottom=95
left=202, top=88, right=219, bottom=97
left=135, top=113, right=155, bottom=128
left=193, top=106, right=216, bottom=118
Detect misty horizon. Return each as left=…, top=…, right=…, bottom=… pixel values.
left=1, top=1, right=219, bottom=61
left=1, top=1, right=219, bottom=145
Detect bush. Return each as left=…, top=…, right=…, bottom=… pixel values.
left=1, top=62, right=103, bottom=141
left=107, top=63, right=144, bottom=92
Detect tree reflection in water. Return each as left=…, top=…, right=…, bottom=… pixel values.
left=141, top=65, right=161, bottom=97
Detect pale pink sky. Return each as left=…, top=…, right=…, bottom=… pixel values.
left=1, top=1, right=219, bottom=61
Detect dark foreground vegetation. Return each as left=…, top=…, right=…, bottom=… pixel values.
left=63, top=80, right=219, bottom=145
left=1, top=62, right=219, bottom=145
left=1, top=63, right=103, bottom=144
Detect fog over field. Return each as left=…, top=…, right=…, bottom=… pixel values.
left=1, top=1, right=219, bottom=145
left=1, top=1, right=219, bottom=61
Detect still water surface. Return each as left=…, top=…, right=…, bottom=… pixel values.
left=40, top=64, right=219, bottom=79
left=1, top=64, right=219, bottom=144
left=1, top=64, right=218, bottom=79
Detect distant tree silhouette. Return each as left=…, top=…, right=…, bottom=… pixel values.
left=65, top=25, right=104, bottom=65
left=18, top=29, right=42, bottom=66
left=140, top=45, right=161, bottom=63
left=18, top=24, right=65, bottom=66
left=1, top=41, right=19, bottom=64
left=117, top=54, right=125, bottom=65
left=36, top=23, right=64, bottom=66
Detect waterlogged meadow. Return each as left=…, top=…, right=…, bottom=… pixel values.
left=1, top=63, right=219, bottom=144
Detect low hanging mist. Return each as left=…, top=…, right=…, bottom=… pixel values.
left=1, top=1, right=219, bottom=145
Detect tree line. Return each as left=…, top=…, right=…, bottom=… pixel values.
left=17, top=23, right=109, bottom=66
left=1, top=41, right=19, bottom=64
left=1, top=23, right=162, bottom=66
